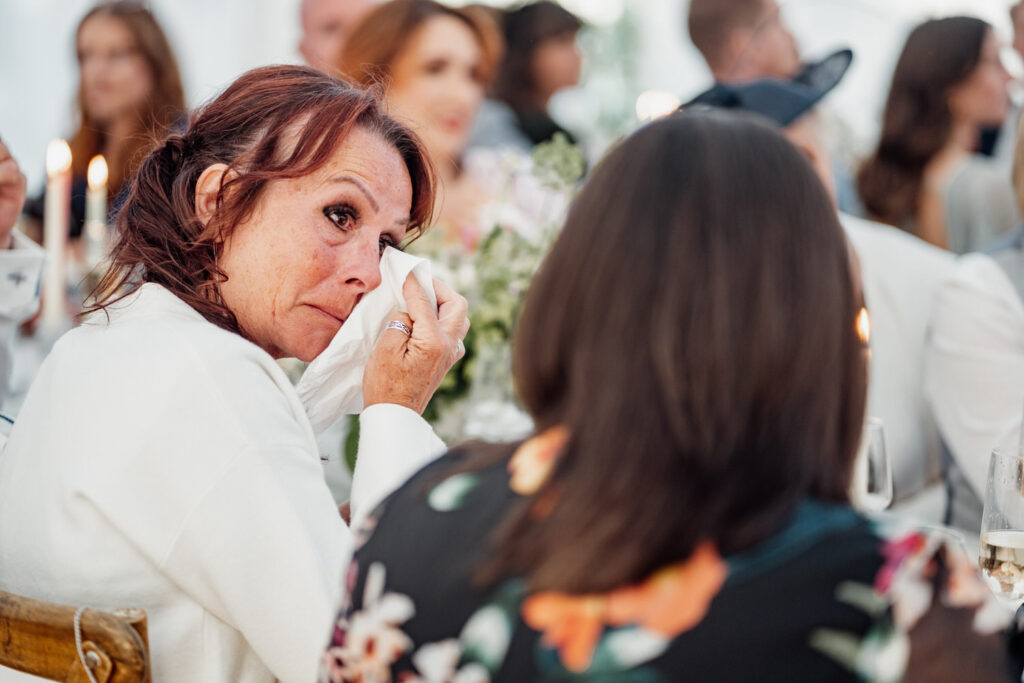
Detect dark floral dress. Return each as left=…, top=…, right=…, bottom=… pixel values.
left=320, top=431, right=1024, bottom=682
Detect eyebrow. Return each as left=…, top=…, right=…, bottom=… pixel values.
left=329, top=174, right=379, bottom=212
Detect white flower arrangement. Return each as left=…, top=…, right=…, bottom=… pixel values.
left=417, top=135, right=584, bottom=444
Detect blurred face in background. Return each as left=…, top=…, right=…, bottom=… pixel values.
left=299, top=0, right=374, bottom=72
left=386, top=15, right=486, bottom=165
left=1013, top=4, right=1024, bottom=62
left=531, top=30, right=582, bottom=103
left=77, top=14, right=153, bottom=126
left=948, top=29, right=1011, bottom=129
left=728, top=0, right=800, bottom=81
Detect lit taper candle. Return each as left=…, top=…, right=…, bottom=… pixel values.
left=42, top=138, right=72, bottom=335
left=85, top=154, right=108, bottom=269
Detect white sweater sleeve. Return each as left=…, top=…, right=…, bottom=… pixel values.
left=351, top=403, right=446, bottom=527
left=924, top=254, right=1024, bottom=498
left=159, top=443, right=349, bottom=683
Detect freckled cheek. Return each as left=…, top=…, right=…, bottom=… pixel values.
left=334, top=236, right=382, bottom=282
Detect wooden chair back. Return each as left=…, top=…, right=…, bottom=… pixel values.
left=0, top=590, right=150, bottom=683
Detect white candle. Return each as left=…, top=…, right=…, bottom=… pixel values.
left=42, top=139, right=72, bottom=335
left=85, top=155, right=108, bottom=269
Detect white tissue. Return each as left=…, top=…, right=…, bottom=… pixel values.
left=296, top=247, right=436, bottom=434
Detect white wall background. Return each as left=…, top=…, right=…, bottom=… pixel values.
left=1, top=0, right=1019, bottom=192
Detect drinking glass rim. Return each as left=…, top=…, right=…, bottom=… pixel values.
left=990, top=447, right=1024, bottom=463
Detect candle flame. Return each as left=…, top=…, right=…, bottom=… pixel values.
left=46, top=139, right=72, bottom=176
left=87, top=155, right=108, bottom=190
left=635, top=90, right=682, bottom=122
left=856, top=307, right=871, bottom=344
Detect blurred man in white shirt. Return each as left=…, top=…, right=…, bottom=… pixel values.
left=685, top=55, right=959, bottom=524
left=925, top=115, right=1024, bottom=532
left=298, top=0, right=374, bottom=73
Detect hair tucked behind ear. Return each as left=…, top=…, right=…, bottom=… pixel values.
left=84, top=64, right=436, bottom=336
left=98, top=132, right=232, bottom=327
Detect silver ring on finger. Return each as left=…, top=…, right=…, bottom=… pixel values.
left=456, top=339, right=465, bottom=355
left=386, top=319, right=412, bottom=336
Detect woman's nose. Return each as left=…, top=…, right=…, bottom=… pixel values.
left=341, top=234, right=384, bottom=293
left=452, top=75, right=482, bottom=109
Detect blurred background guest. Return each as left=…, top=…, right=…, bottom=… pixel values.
left=23, top=1, right=185, bottom=247
left=0, top=138, right=43, bottom=416
left=924, top=114, right=1024, bottom=533
left=686, top=0, right=863, bottom=214
left=297, top=0, right=374, bottom=73
left=321, top=110, right=1017, bottom=682
left=337, top=0, right=502, bottom=246
left=686, top=51, right=956, bottom=526
left=470, top=1, right=583, bottom=152
left=858, top=16, right=1016, bottom=253
left=990, top=0, right=1024, bottom=164
left=687, top=0, right=800, bottom=84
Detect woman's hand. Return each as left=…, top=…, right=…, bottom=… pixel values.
left=0, top=137, right=27, bottom=249
left=363, top=275, right=469, bottom=414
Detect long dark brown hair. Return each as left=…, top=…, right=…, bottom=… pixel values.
left=482, top=109, right=867, bottom=594
left=492, top=1, right=582, bottom=110
left=70, top=1, right=185, bottom=197
left=86, top=65, right=435, bottom=335
left=857, top=16, right=990, bottom=229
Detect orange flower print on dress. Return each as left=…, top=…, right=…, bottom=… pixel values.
left=508, top=426, right=569, bottom=495
left=521, top=542, right=727, bottom=673
left=521, top=593, right=605, bottom=673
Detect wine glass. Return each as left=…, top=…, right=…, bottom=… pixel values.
left=979, top=449, right=1024, bottom=608
left=850, top=418, right=893, bottom=513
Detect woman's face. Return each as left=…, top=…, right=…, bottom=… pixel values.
left=77, top=15, right=154, bottom=126
left=531, top=31, right=582, bottom=102
left=217, top=126, right=414, bottom=361
left=948, top=30, right=1011, bottom=128
left=386, top=15, right=486, bottom=165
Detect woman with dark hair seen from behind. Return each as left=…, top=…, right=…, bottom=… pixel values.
left=321, top=110, right=1020, bottom=682
left=24, top=1, right=186, bottom=245
left=337, top=0, right=503, bottom=245
left=858, top=16, right=1017, bottom=253
left=0, top=65, right=468, bottom=683
left=472, top=1, right=583, bottom=152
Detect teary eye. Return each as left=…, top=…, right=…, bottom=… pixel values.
left=378, top=234, right=399, bottom=256
left=324, top=204, right=357, bottom=230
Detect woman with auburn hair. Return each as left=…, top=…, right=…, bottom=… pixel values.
left=0, top=65, right=468, bottom=683
left=858, top=16, right=1017, bottom=253
left=337, top=0, right=502, bottom=246
left=321, top=110, right=1020, bottom=682
left=25, top=1, right=185, bottom=242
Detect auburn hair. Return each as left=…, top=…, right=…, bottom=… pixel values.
left=336, top=0, right=502, bottom=90
left=86, top=65, right=435, bottom=336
